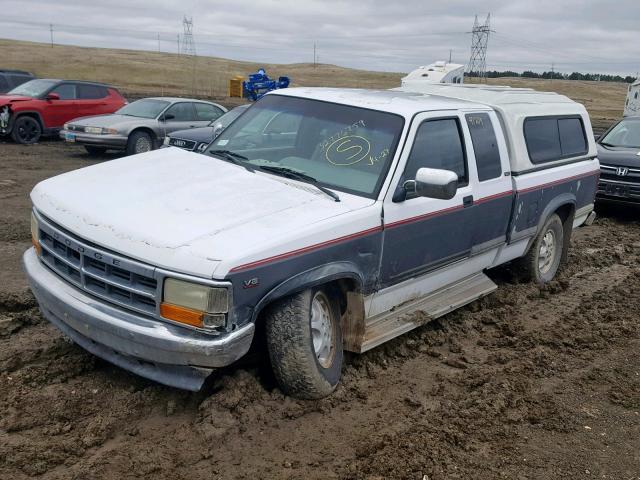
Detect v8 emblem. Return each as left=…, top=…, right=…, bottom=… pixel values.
left=243, top=277, right=260, bottom=289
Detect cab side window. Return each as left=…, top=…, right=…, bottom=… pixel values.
left=404, top=118, right=467, bottom=187
left=51, top=83, right=77, bottom=100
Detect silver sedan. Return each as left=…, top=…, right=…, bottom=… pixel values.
left=60, top=97, right=227, bottom=156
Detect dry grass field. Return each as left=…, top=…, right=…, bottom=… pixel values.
left=0, top=39, right=629, bottom=130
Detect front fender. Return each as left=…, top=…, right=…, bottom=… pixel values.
left=250, top=261, right=364, bottom=322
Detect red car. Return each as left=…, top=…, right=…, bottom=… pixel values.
left=0, top=79, right=126, bottom=144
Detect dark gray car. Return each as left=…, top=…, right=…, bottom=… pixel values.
left=60, top=97, right=227, bottom=156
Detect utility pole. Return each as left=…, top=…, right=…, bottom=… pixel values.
left=467, top=13, right=492, bottom=82
left=157, top=33, right=161, bottom=53
left=550, top=62, right=555, bottom=83
left=449, top=49, right=452, bottom=64
left=177, top=34, right=180, bottom=54
left=49, top=23, right=54, bottom=48
left=313, top=42, right=317, bottom=68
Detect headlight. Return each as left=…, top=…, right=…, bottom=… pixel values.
left=30, top=211, right=41, bottom=255
left=163, top=136, right=171, bottom=146
left=84, top=126, right=102, bottom=134
left=160, top=278, right=229, bottom=329
left=102, top=127, right=118, bottom=135
left=63, top=123, right=69, bottom=130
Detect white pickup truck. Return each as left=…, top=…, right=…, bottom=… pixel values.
left=24, top=85, right=599, bottom=398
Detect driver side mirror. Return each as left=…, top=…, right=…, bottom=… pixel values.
left=401, top=167, right=458, bottom=201
left=161, top=113, right=175, bottom=122
left=46, top=93, right=60, bottom=101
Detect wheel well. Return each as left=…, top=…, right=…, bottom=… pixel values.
left=15, top=112, right=43, bottom=129
left=554, top=203, right=575, bottom=227
left=129, top=127, right=156, bottom=143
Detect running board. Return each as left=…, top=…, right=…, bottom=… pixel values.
left=356, top=273, right=497, bottom=353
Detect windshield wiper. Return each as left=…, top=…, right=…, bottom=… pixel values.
left=208, top=149, right=255, bottom=172
left=258, top=165, right=340, bottom=202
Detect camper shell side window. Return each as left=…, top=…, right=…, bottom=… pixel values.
left=523, top=115, right=588, bottom=164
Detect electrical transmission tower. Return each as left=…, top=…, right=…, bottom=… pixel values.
left=181, top=16, right=196, bottom=56
left=467, top=14, right=491, bottom=80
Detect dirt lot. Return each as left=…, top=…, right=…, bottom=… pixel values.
left=1, top=140, right=640, bottom=480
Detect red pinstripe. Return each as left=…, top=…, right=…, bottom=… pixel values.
left=229, top=170, right=598, bottom=272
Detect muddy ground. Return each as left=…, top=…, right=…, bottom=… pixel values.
left=1, top=140, right=639, bottom=480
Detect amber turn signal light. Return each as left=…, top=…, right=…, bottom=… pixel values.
left=160, top=302, right=204, bottom=328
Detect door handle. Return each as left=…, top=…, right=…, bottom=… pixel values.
left=463, top=195, right=474, bottom=207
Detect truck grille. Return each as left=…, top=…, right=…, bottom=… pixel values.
left=36, top=213, right=159, bottom=316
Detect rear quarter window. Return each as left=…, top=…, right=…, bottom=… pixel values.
left=524, top=116, right=587, bottom=164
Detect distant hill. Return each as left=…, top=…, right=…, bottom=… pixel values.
left=0, top=38, right=626, bottom=127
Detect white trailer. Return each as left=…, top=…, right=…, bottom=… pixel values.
left=401, top=61, right=465, bottom=87
left=624, top=79, right=640, bottom=117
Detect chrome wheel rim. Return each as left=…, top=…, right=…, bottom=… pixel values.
left=135, top=136, right=152, bottom=153
left=310, top=292, right=335, bottom=369
left=538, top=229, right=557, bottom=274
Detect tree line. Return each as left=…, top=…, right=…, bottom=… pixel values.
left=467, top=70, right=636, bottom=83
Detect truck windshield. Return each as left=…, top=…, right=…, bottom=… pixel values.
left=8, top=79, right=57, bottom=97
left=600, top=119, right=640, bottom=148
left=205, top=95, right=404, bottom=198
left=116, top=99, right=170, bottom=119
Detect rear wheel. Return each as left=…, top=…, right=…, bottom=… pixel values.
left=517, top=214, right=564, bottom=284
left=126, top=131, right=153, bottom=155
left=11, top=116, right=42, bottom=144
left=84, top=145, right=107, bottom=155
left=265, top=287, right=343, bottom=399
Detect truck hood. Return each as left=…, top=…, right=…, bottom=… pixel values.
left=31, top=147, right=373, bottom=278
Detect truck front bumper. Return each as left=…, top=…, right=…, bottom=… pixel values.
left=23, top=248, right=255, bottom=391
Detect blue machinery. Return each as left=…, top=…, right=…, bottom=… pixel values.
left=243, top=69, right=290, bottom=101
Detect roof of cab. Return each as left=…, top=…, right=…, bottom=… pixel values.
left=269, top=87, right=491, bottom=117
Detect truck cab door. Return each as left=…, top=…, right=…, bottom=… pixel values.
left=370, top=112, right=478, bottom=316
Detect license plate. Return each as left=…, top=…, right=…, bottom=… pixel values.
left=65, top=132, right=76, bottom=142
left=606, top=184, right=629, bottom=197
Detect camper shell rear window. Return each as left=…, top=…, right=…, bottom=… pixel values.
left=523, top=115, right=588, bottom=164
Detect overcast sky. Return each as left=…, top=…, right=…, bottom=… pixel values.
left=1, top=0, right=639, bottom=76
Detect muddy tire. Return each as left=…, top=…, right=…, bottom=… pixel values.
left=265, top=287, right=343, bottom=399
left=517, top=213, right=564, bottom=284
left=126, top=131, right=153, bottom=156
left=84, top=145, right=107, bottom=155
left=11, top=116, right=42, bottom=144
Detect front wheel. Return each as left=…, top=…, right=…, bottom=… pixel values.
left=11, top=116, right=42, bottom=144
left=517, top=213, right=565, bottom=284
left=126, top=131, right=153, bottom=156
left=265, top=287, right=343, bottom=399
